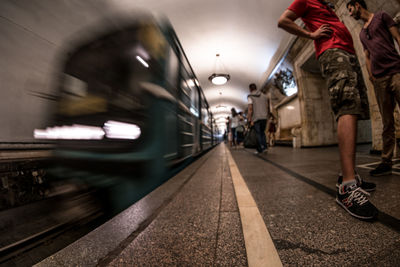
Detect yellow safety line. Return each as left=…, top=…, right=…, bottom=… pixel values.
left=226, top=147, right=283, bottom=267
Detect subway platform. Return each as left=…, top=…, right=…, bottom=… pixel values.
left=35, top=143, right=400, bottom=266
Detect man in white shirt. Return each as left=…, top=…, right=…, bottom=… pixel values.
left=247, top=83, right=270, bottom=154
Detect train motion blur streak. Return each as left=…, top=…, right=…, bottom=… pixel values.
left=35, top=14, right=219, bottom=213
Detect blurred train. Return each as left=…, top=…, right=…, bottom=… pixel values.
left=34, top=14, right=221, bottom=212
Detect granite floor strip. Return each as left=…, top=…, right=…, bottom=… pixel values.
left=226, top=147, right=283, bottom=267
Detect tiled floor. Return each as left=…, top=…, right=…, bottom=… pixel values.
left=230, top=144, right=400, bottom=266
left=36, top=143, right=400, bottom=266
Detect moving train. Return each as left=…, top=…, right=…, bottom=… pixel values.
left=34, top=14, right=220, bottom=212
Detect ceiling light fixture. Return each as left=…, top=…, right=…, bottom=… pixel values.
left=208, top=54, right=230, bottom=85
left=215, top=92, right=227, bottom=111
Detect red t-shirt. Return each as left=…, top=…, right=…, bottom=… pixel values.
left=288, top=0, right=355, bottom=58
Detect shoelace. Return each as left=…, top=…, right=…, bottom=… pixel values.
left=347, top=187, right=370, bottom=206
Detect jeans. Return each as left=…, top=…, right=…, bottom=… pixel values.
left=254, top=119, right=267, bottom=152
left=373, top=73, right=400, bottom=163
left=231, top=127, right=237, bottom=143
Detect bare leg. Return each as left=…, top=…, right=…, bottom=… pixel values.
left=271, top=133, right=275, bottom=146
left=337, top=114, right=357, bottom=182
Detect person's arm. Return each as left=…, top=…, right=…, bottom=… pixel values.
left=389, top=25, right=400, bottom=51
left=277, top=9, right=333, bottom=40
left=364, top=48, right=375, bottom=83
left=247, top=104, right=253, bottom=126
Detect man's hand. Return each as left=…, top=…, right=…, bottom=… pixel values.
left=278, top=10, right=333, bottom=40
left=309, top=24, right=333, bottom=40
left=369, top=75, right=376, bottom=83
left=364, top=49, right=375, bottom=84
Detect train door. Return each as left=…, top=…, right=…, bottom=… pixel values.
left=163, top=45, right=180, bottom=161
left=200, top=95, right=212, bottom=150
left=189, top=80, right=200, bottom=154
left=177, top=65, right=196, bottom=159
left=170, top=29, right=201, bottom=158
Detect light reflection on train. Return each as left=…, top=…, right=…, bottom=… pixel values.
left=34, top=14, right=221, bottom=214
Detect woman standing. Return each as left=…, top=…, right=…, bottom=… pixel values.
left=267, top=114, right=277, bottom=146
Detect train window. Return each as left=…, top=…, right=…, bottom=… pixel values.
left=58, top=74, right=109, bottom=116
left=180, top=69, right=191, bottom=96
left=58, top=23, right=179, bottom=116
left=201, top=99, right=209, bottom=126
left=202, top=109, right=208, bottom=125
left=180, top=68, right=199, bottom=117
left=190, top=84, right=199, bottom=117
left=128, top=46, right=157, bottom=91
left=137, top=23, right=167, bottom=63
left=165, top=47, right=179, bottom=93
left=182, top=56, right=192, bottom=78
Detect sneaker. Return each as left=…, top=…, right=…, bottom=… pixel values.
left=336, top=183, right=378, bottom=220
left=370, top=162, right=392, bottom=176
left=254, top=149, right=267, bottom=155
left=337, top=172, right=376, bottom=192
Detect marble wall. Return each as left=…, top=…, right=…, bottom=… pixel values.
left=276, top=97, right=301, bottom=130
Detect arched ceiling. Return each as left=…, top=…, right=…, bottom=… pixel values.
left=104, top=0, right=294, bottom=121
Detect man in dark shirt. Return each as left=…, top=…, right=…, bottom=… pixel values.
left=278, top=0, right=377, bottom=220
left=347, top=0, right=400, bottom=176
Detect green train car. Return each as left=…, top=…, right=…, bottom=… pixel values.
left=34, top=14, right=219, bottom=213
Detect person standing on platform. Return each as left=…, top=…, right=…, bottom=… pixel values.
left=267, top=113, right=277, bottom=146
left=230, top=108, right=239, bottom=148
left=277, top=0, right=377, bottom=220
left=226, top=116, right=233, bottom=147
left=236, top=112, right=246, bottom=146
left=247, top=83, right=270, bottom=154
left=347, top=0, right=400, bottom=177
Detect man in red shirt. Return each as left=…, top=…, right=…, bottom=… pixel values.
left=347, top=0, right=400, bottom=177
left=278, top=0, right=378, bottom=220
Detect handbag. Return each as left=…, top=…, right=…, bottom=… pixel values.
left=243, top=126, right=258, bottom=148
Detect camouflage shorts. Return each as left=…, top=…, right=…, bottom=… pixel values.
left=318, top=48, right=370, bottom=121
